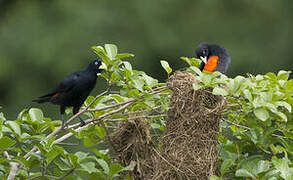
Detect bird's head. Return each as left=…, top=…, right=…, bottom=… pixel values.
left=195, top=42, right=211, bottom=62
left=88, top=59, right=105, bottom=75
left=195, top=42, right=231, bottom=74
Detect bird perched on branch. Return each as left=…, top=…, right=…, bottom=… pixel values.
left=33, top=59, right=103, bottom=127
left=196, top=42, right=231, bottom=74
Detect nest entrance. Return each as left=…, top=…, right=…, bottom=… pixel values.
left=109, top=71, right=225, bottom=180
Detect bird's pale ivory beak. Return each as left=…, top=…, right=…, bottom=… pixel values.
left=97, top=62, right=106, bottom=76
left=200, top=56, right=207, bottom=64
left=100, top=62, right=107, bottom=70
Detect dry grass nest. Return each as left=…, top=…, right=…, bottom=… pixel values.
left=109, top=71, right=226, bottom=180
left=109, top=118, right=157, bottom=179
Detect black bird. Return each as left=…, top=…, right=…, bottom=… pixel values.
left=196, top=42, right=231, bottom=74
left=33, top=59, right=103, bottom=127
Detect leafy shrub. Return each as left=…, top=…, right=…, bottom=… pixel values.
left=0, top=44, right=292, bottom=180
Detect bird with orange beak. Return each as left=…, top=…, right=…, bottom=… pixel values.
left=196, top=42, right=231, bottom=74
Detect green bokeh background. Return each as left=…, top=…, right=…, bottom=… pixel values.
left=0, top=0, right=292, bottom=120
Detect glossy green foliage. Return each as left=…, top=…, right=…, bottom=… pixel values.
left=0, top=44, right=168, bottom=179
left=0, top=45, right=292, bottom=179
left=181, top=57, right=293, bottom=179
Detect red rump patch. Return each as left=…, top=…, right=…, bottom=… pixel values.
left=204, top=56, right=219, bottom=72
left=52, top=93, right=59, bottom=97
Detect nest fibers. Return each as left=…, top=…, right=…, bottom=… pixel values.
left=109, top=71, right=225, bottom=180
left=109, top=119, right=157, bottom=179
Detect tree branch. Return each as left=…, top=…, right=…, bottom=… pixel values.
left=4, top=151, right=18, bottom=180
left=11, top=86, right=169, bottom=177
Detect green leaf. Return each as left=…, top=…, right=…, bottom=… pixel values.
left=89, top=172, right=106, bottom=180
left=6, top=121, right=21, bottom=136
left=11, top=156, right=29, bottom=169
left=254, top=160, right=270, bottom=175
left=262, top=169, right=280, bottom=180
left=68, top=154, right=78, bottom=168
left=254, top=108, right=269, bottom=121
left=201, top=73, right=213, bottom=85
left=80, top=162, right=99, bottom=174
left=29, top=108, right=43, bottom=122
left=131, top=78, right=145, bottom=91
left=95, top=126, right=107, bottom=139
left=209, top=175, right=221, bottom=180
left=286, top=79, right=293, bottom=90
left=0, top=136, right=16, bottom=149
left=108, top=163, right=124, bottom=179
left=192, top=83, right=202, bottom=91
left=160, top=60, right=172, bottom=75
left=92, top=46, right=110, bottom=63
left=275, top=101, right=291, bottom=113
left=235, top=169, right=256, bottom=178
left=96, top=159, right=109, bottom=175
left=212, top=87, right=228, bottom=96
left=116, top=53, right=134, bottom=59
left=277, top=70, right=290, bottom=80
left=84, top=138, right=95, bottom=148
left=75, top=152, right=89, bottom=163
left=189, top=66, right=202, bottom=76
left=220, top=159, right=233, bottom=176
left=272, top=156, right=293, bottom=180
left=55, top=158, right=72, bottom=171
left=273, top=111, right=288, bottom=122
left=46, top=146, right=64, bottom=165
left=142, top=73, right=158, bottom=87
left=91, top=149, right=109, bottom=160
left=243, top=89, right=253, bottom=102
left=123, top=61, right=132, bottom=71
left=105, top=44, right=118, bottom=60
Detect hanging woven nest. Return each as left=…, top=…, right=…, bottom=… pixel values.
left=109, top=71, right=226, bottom=180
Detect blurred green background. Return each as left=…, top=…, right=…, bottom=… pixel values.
left=0, top=0, right=292, bottom=120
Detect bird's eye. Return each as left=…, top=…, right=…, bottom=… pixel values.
left=202, top=49, right=208, bottom=56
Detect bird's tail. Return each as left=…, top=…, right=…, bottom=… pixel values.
left=32, top=97, right=50, bottom=103
left=32, top=93, right=55, bottom=103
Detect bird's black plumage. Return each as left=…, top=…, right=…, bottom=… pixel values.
left=196, top=42, right=231, bottom=74
left=33, top=59, right=103, bottom=127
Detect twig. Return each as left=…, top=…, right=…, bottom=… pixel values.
left=21, top=90, right=109, bottom=165
left=11, top=86, right=168, bottom=177
left=221, top=118, right=292, bottom=140
left=4, top=151, right=18, bottom=180
left=66, top=102, right=134, bottom=129
left=53, top=102, right=135, bottom=145
left=104, top=114, right=166, bottom=122
left=221, top=118, right=249, bottom=130
left=86, top=99, right=136, bottom=112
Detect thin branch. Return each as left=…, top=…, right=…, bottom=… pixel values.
left=66, top=101, right=134, bottom=129
left=86, top=99, right=136, bottom=112
left=23, top=89, right=109, bottom=160
left=13, top=86, right=169, bottom=176
left=221, top=118, right=250, bottom=130
left=57, top=169, right=75, bottom=180
left=4, top=151, right=18, bottom=180
left=221, top=118, right=292, bottom=140
left=53, top=102, right=135, bottom=145
left=104, top=114, right=166, bottom=122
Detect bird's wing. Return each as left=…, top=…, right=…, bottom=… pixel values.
left=54, top=71, right=82, bottom=93
left=38, top=72, right=82, bottom=98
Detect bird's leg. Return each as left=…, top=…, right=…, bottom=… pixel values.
left=73, top=105, right=86, bottom=127
left=78, top=117, right=86, bottom=127
left=60, top=106, right=66, bottom=127
left=61, top=114, right=65, bottom=127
